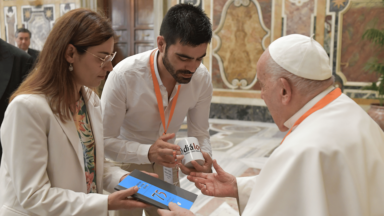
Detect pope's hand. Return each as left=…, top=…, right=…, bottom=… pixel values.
left=148, top=133, right=184, bottom=168
left=108, top=186, right=152, bottom=210
left=187, top=159, right=238, bottom=198
left=179, top=151, right=212, bottom=175
left=157, top=202, right=195, bottom=216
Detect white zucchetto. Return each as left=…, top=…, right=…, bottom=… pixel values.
left=269, top=34, right=332, bottom=80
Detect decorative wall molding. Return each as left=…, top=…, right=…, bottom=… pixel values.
left=21, top=4, right=55, bottom=50
left=178, top=0, right=203, bottom=8
left=336, top=0, right=384, bottom=86
left=60, top=3, right=76, bottom=16
left=289, top=0, right=309, bottom=7
left=81, top=0, right=97, bottom=11
left=212, top=0, right=270, bottom=90
left=234, top=0, right=251, bottom=7
left=4, top=6, right=17, bottom=45
left=282, top=0, right=317, bottom=36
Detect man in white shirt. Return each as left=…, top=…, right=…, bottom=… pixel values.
left=101, top=4, right=213, bottom=216
left=160, top=35, right=384, bottom=216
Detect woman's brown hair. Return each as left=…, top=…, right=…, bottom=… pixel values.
left=10, top=8, right=115, bottom=121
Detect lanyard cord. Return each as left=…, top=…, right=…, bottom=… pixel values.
left=281, top=88, right=342, bottom=144
left=149, top=50, right=181, bottom=134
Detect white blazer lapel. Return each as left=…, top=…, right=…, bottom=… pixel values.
left=83, top=88, right=104, bottom=193
left=53, top=114, right=85, bottom=172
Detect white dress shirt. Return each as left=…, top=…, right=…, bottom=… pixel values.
left=101, top=49, right=213, bottom=164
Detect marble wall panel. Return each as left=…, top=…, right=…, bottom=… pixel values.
left=22, top=5, right=55, bottom=51
left=284, top=0, right=315, bottom=36
left=330, top=0, right=348, bottom=12
left=213, top=0, right=227, bottom=30
left=60, top=3, right=76, bottom=16
left=1, top=1, right=80, bottom=42
left=339, top=1, right=384, bottom=83
left=213, top=0, right=270, bottom=90
left=4, top=6, right=17, bottom=45
left=323, top=15, right=332, bottom=56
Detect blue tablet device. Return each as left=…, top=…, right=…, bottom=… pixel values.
left=115, top=169, right=198, bottom=210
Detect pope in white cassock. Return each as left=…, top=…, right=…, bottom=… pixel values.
left=157, top=34, right=384, bottom=216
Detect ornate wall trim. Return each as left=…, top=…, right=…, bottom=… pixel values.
left=212, top=0, right=271, bottom=89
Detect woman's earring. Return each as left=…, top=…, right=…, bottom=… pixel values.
left=69, top=63, right=73, bottom=71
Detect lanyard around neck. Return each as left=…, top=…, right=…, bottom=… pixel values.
left=280, top=88, right=342, bottom=144
left=150, top=50, right=181, bottom=135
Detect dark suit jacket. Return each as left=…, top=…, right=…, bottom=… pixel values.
left=27, top=48, right=40, bottom=65
left=0, top=39, right=33, bottom=164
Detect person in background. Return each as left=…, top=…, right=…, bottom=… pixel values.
left=161, top=34, right=384, bottom=216
left=0, top=9, right=155, bottom=216
left=0, top=38, right=33, bottom=166
left=101, top=3, right=213, bottom=216
left=15, top=28, right=40, bottom=64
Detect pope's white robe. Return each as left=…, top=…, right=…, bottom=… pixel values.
left=237, top=89, right=384, bottom=216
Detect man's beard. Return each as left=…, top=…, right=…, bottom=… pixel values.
left=162, top=52, right=194, bottom=84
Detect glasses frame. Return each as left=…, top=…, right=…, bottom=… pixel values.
left=83, top=49, right=117, bottom=68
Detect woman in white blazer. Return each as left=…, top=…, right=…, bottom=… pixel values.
left=0, top=9, right=153, bottom=215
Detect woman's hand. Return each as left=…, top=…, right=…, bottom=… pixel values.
left=108, top=186, right=151, bottom=210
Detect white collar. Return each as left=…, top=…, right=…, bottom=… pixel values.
left=153, top=50, right=163, bottom=86
left=284, top=86, right=335, bottom=129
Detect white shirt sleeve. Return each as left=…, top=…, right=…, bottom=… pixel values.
left=187, top=71, right=213, bottom=157
left=101, top=71, right=151, bottom=164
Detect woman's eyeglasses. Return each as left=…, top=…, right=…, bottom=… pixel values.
left=83, top=49, right=117, bottom=68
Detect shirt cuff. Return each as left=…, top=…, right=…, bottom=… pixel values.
left=137, top=144, right=151, bottom=164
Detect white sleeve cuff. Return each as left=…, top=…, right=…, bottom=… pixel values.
left=137, top=144, right=151, bottom=164
left=236, top=176, right=257, bottom=213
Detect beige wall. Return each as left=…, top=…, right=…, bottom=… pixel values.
left=168, top=0, right=384, bottom=107
left=1, top=0, right=82, bottom=45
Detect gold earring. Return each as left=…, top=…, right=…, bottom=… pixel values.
left=69, top=63, right=73, bottom=71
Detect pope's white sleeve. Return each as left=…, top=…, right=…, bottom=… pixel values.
left=236, top=176, right=258, bottom=213
left=101, top=71, right=151, bottom=164
left=2, top=96, right=109, bottom=216
left=187, top=70, right=213, bottom=157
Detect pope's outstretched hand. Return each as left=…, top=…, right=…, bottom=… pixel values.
left=187, top=159, right=238, bottom=198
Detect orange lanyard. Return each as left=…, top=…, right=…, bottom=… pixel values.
left=281, top=88, right=342, bottom=144
left=150, top=50, right=181, bottom=135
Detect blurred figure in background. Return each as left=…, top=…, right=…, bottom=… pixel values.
left=15, top=28, right=40, bottom=64
left=0, top=38, right=33, bottom=166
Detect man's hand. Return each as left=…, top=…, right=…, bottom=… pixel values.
left=157, top=202, right=195, bottom=216
left=179, top=151, right=212, bottom=175
left=108, top=186, right=152, bottom=210
left=148, top=133, right=184, bottom=168
left=187, top=159, right=238, bottom=198
left=120, top=171, right=159, bottom=182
